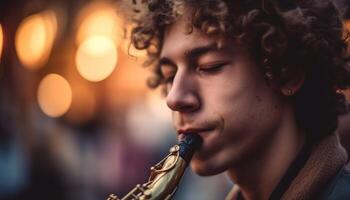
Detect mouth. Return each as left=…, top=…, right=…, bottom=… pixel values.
left=177, top=128, right=214, bottom=141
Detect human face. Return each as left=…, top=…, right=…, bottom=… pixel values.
left=160, top=20, right=285, bottom=176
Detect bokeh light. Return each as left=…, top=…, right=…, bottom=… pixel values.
left=344, top=20, right=350, bottom=102
left=345, top=20, right=350, bottom=31
left=345, top=20, right=350, bottom=55
left=0, top=24, right=3, bottom=62
left=37, top=74, right=72, bottom=117
left=76, top=36, right=118, bottom=82
left=75, top=1, right=123, bottom=45
left=15, top=10, right=57, bottom=70
left=344, top=89, right=350, bottom=103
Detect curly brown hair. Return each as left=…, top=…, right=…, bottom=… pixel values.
left=128, top=0, right=350, bottom=143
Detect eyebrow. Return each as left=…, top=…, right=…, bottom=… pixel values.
left=158, top=43, right=219, bottom=67
left=184, top=43, right=218, bottom=60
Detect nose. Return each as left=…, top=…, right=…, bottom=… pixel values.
left=166, top=70, right=200, bottom=113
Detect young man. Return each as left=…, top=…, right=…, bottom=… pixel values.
left=128, top=0, right=350, bottom=199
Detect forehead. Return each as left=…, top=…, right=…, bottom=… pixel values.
left=160, top=19, right=222, bottom=59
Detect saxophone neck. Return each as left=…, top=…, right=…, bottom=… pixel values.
left=108, top=134, right=202, bottom=200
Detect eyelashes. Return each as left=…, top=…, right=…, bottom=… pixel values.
left=197, top=62, right=228, bottom=73
left=162, top=62, right=229, bottom=85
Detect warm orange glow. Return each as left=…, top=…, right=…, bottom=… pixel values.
left=37, top=74, right=72, bottom=117
left=76, top=1, right=123, bottom=45
left=15, top=10, right=57, bottom=70
left=76, top=36, right=118, bottom=82
left=344, top=89, right=350, bottom=103
left=0, top=24, right=3, bottom=62
left=345, top=20, right=350, bottom=31
left=345, top=20, right=350, bottom=55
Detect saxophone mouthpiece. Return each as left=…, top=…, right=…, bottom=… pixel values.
left=178, top=133, right=203, bottom=163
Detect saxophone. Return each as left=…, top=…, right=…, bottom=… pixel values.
left=106, top=134, right=202, bottom=200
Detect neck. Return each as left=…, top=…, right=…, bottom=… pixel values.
left=227, top=106, right=305, bottom=200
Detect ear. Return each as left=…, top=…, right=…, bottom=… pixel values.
left=281, top=74, right=305, bottom=96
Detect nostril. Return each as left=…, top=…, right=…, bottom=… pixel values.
left=178, top=104, right=200, bottom=112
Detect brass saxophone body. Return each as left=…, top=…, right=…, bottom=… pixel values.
left=107, top=134, right=202, bottom=200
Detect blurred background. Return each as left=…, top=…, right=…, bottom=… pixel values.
left=0, top=0, right=349, bottom=200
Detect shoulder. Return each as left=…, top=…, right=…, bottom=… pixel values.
left=322, top=167, right=350, bottom=200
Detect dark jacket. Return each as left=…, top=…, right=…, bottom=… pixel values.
left=321, top=167, right=350, bottom=200
left=226, top=134, right=350, bottom=200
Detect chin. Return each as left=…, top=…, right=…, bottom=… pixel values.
left=190, top=159, right=226, bottom=176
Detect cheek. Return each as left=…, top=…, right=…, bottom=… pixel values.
left=217, top=80, right=282, bottom=137
left=200, top=62, right=283, bottom=137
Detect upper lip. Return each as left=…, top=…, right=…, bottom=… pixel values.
left=177, top=128, right=212, bottom=135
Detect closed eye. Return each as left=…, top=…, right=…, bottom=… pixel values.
left=197, top=62, right=228, bottom=74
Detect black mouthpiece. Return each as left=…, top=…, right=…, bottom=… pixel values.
left=178, top=134, right=203, bottom=163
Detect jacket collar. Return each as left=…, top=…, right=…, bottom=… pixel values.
left=225, top=134, right=348, bottom=200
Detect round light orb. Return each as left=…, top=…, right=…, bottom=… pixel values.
left=37, top=74, right=72, bottom=117
left=76, top=36, right=118, bottom=82
left=0, top=24, right=3, bottom=62
left=15, top=11, right=57, bottom=70
left=75, top=1, right=123, bottom=45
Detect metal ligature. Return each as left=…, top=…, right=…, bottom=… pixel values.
left=107, top=134, right=202, bottom=200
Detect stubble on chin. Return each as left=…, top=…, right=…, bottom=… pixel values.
left=189, top=152, right=230, bottom=176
